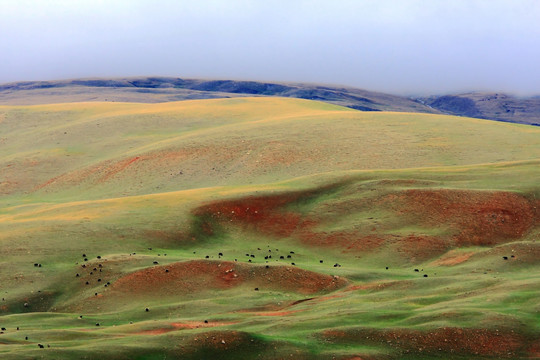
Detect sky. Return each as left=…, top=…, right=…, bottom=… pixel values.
left=1, top=0, right=540, bottom=95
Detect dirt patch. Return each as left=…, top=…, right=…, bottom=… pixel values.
left=134, top=321, right=233, bottom=335
left=397, top=189, right=536, bottom=246
left=192, top=186, right=536, bottom=264
left=300, top=231, right=386, bottom=253
left=321, top=327, right=529, bottom=358
left=108, top=260, right=348, bottom=297
left=393, top=234, right=449, bottom=262
left=254, top=310, right=303, bottom=316
left=344, top=281, right=409, bottom=293
left=98, top=156, right=141, bottom=183
left=430, top=250, right=476, bottom=266
left=193, top=187, right=388, bottom=254
left=192, top=191, right=310, bottom=238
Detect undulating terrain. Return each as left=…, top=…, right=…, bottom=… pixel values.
left=1, top=94, right=539, bottom=359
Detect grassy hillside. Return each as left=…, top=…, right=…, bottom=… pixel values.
left=0, top=97, right=539, bottom=359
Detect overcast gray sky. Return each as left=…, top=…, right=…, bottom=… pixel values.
left=1, top=0, right=539, bottom=95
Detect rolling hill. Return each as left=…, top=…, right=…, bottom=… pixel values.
left=0, top=96, right=539, bottom=359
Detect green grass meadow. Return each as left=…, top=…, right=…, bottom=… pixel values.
left=0, top=98, right=539, bottom=359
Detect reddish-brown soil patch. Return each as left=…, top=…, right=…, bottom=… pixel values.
left=392, top=189, right=536, bottom=246
left=192, top=187, right=536, bottom=264
left=321, top=327, right=530, bottom=358
left=430, top=251, right=476, bottom=266
left=193, top=187, right=388, bottom=254
left=254, top=310, right=303, bottom=316
left=345, top=280, right=409, bottom=292
left=393, top=234, right=449, bottom=262
left=134, top=321, right=232, bottom=335
left=193, top=191, right=313, bottom=238
left=108, top=260, right=347, bottom=297
left=97, top=156, right=141, bottom=183
left=300, top=231, right=386, bottom=253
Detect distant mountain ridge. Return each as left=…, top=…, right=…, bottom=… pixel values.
left=418, top=92, right=540, bottom=126
left=1, top=77, right=539, bottom=125
left=0, top=77, right=435, bottom=114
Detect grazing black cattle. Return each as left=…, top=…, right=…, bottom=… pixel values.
left=320, top=260, right=323, bottom=263
left=414, top=269, right=419, bottom=272
left=85, top=281, right=89, bottom=285
left=25, top=336, right=28, bottom=340
left=280, top=256, right=284, bottom=259
left=291, top=263, right=296, bottom=266
left=503, top=256, right=508, bottom=260
left=287, top=255, right=291, bottom=259
left=204, top=320, right=208, bottom=323
left=205, top=255, right=210, bottom=259
left=38, top=264, right=42, bottom=267
left=218, top=252, right=223, bottom=257
left=145, top=308, right=149, bottom=312
left=95, top=293, right=98, bottom=296
left=76, top=274, right=80, bottom=277
left=97, top=279, right=101, bottom=282
left=34, top=263, right=38, bottom=267
left=265, top=265, right=269, bottom=268
left=1, top=327, right=5, bottom=331
left=148, top=248, right=152, bottom=250
left=165, top=269, right=169, bottom=273
left=153, top=261, right=159, bottom=265
left=385, top=267, right=389, bottom=270
left=254, top=288, right=259, bottom=291
left=84, top=258, right=88, bottom=261
left=248, top=259, right=252, bottom=263
left=82, top=254, right=86, bottom=257
left=97, top=256, right=101, bottom=259
left=38, top=344, right=44, bottom=348
left=96, top=323, right=100, bottom=326
left=250, top=254, right=255, bottom=258
left=423, top=274, right=428, bottom=277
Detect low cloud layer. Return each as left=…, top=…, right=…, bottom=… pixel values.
left=1, top=0, right=539, bottom=95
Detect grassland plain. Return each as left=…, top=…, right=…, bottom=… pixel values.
left=0, top=97, right=539, bottom=359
